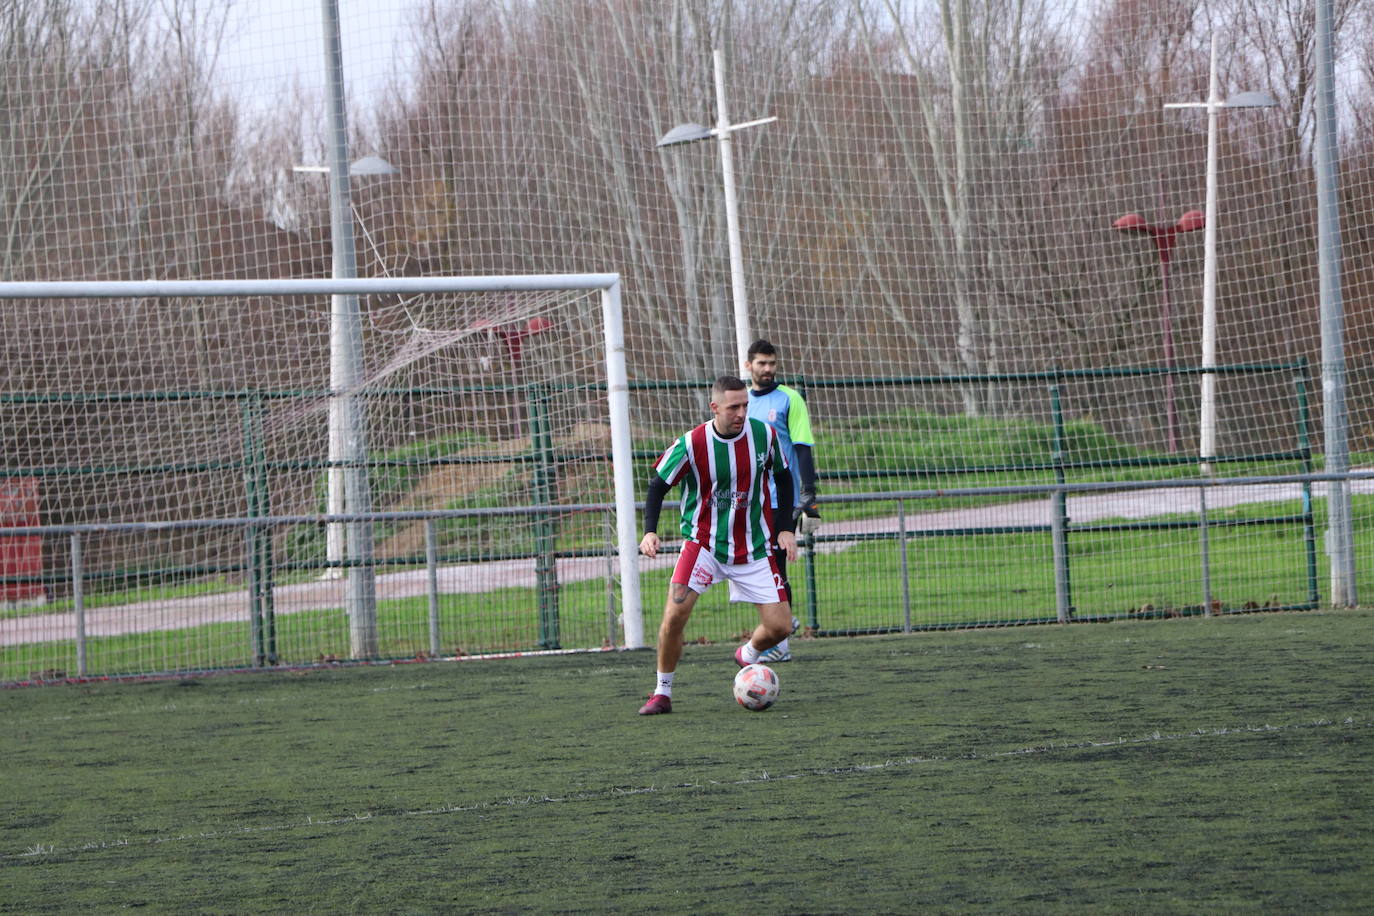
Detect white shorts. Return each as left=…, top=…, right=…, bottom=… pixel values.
left=672, top=541, right=787, bottom=605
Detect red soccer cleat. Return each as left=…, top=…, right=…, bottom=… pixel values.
left=734, top=645, right=749, bottom=668
left=637, top=693, right=672, bottom=716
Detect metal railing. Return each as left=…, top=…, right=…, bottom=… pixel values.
left=2, top=469, right=1369, bottom=683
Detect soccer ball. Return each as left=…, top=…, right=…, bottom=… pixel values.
left=733, top=663, right=780, bottom=711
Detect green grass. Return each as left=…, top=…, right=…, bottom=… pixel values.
left=823, top=409, right=1145, bottom=469
left=2, top=609, right=1370, bottom=912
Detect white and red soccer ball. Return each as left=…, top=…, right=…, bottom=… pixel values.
left=733, top=663, right=780, bottom=711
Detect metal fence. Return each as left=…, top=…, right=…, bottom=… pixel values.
left=3, top=468, right=1369, bottom=684
left=4, top=363, right=1369, bottom=684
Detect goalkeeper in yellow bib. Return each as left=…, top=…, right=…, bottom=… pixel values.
left=744, top=339, right=820, bottom=662
left=636, top=375, right=799, bottom=715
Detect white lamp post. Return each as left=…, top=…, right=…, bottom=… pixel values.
left=1165, top=35, right=1277, bottom=475
left=657, top=49, right=776, bottom=371
left=293, top=156, right=398, bottom=583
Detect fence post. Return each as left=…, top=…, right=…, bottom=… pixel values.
left=604, top=512, right=620, bottom=648
left=898, top=499, right=912, bottom=632
left=1199, top=488, right=1213, bottom=616
left=529, top=387, right=561, bottom=649
left=1050, top=384, right=1073, bottom=622
left=71, top=533, right=87, bottom=677
left=244, top=525, right=265, bottom=666
left=1295, top=361, right=1321, bottom=607
left=797, top=374, right=820, bottom=633
left=426, top=519, right=441, bottom=657
left=241, top=398, right=275, bottom=666
left=802, top=530, right=820, bottom=632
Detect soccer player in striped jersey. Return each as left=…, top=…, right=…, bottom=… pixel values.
left=636, top=375, right=799, bottom=715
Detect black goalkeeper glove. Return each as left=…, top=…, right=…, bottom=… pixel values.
left=794, top=491, right=821, bottom=536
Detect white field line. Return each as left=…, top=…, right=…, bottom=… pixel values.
left=5, top=475, right=1372, bottom=647
left=4, top=715, right=1363, bottom=861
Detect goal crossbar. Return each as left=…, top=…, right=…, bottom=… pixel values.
left=0, top=274, right=623, bottom=299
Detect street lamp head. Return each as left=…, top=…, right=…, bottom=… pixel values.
left=1114, top=210, right=1204, bottom=236
left=1176, top=210, right=1205, bottom=232
left=292, top=156, right=399, bottom=176
left=1223, top=90, right=1278, bottom=109
left=350, top=155, right=399, bottom=176
left=1113, top=213, right=1149, bottom=233
left=656, top=123, right=714, bottom=148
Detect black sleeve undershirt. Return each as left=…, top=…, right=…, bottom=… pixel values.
left=793, top=444, right=817, bottom=496
left=643, top=473, right=672, bottom=534
left=774, top=465, right=795, bottom=534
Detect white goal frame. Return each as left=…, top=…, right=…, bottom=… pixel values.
left=0, top=274, right=646, bottom=651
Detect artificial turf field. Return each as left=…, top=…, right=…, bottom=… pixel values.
left=2, top=608, right=1371, bottom=913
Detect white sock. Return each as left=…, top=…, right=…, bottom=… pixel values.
left=740, top=642, right=761, bottom=664
left=773, top=637, right=790, bottom=654
left=655, top=671, right=674, bottom=697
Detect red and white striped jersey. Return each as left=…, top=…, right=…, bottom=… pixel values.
left=652, top=417, right=788, bottom=564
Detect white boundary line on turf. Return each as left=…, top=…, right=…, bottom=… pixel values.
left=6, top=716, right=1365, bottom=861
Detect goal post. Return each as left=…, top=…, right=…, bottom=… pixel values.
left=0, top=273, right=645, bottom=662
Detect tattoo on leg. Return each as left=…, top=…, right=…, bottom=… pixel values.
left=671, top=584, right=692, bottom=604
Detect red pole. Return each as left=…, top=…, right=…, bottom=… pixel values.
left=1159, top=245, right=1176, bottom=454
left=1114, top=211, right=1204, bottom=455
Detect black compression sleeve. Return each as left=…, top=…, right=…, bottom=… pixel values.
left=643, top=473, right=672, bottom=534
left=774, top=467, right=795, bottom=533
left=793, top=444, right=817, bottom=496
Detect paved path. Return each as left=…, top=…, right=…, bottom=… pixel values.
left=5, top=475, right=1370, bottom=647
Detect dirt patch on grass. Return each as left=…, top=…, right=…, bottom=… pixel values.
left=375, top=423, right=611, bottom=560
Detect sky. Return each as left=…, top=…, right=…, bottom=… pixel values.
left=212, top=0, right=1366, bottom=121
left=216, top=0, right=417, bottom=115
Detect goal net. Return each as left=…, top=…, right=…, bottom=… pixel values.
left=0, top=276, right=640, bottom=681
left=2, top=0, right=1371, bottom=679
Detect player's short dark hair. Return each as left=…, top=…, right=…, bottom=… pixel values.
left=711, top=374, right=747, bottom=397
left=747, top=339, right=777, bottom=360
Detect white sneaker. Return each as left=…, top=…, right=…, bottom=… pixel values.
left=758, top=642, right=792, bottom=663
